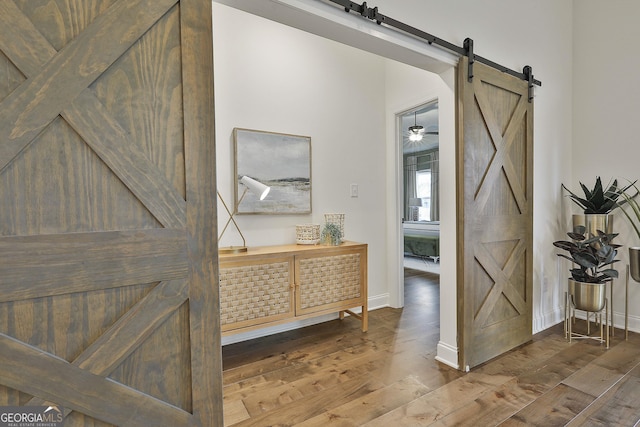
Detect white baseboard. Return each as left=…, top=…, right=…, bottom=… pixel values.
left=612, top=311, right=640, bottom=334
left=533, top=306, right=565, bottom=333
left=435, top=340, right=459, bottom=369
left=367, top=293, right=390, bottom=311
left=221, top=313, right=339, bottom=346
left=556, top=307, right=640, bottom=336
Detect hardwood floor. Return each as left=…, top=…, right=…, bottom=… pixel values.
left=222, top=268, right=640, bottom=426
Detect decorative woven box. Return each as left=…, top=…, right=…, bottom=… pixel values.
left=296, top=224, right=320, bottom=245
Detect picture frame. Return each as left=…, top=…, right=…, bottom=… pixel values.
left=234, top=128, right=312, bottom=214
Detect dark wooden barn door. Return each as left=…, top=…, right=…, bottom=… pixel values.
left=0, top=0, right=221, bottom=425
left=457, top=57, right=533, bottom=370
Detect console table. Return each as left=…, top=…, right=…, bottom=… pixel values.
left=218, top=241, right=368, bottom=336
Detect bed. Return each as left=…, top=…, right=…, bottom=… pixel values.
left=403, top=225, right=440, bottom=260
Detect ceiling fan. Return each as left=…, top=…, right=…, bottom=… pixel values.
left=407, top=111, right=438, bottom=142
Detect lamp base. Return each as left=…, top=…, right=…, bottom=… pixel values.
left=219, top=245, right=248, bottom=255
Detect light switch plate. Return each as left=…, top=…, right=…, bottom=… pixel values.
left=350, top=183, right=359, bottom=198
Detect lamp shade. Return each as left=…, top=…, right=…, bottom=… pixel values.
left=409, top=132, right=423, bottom=142
left=409, top=197, right=423, bottom=207
left=408, top=111, right=424, bottom=142
left=240, top=176, right=270, bottom=200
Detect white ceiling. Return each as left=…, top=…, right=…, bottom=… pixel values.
left=212, top=0, right=458, bottom=74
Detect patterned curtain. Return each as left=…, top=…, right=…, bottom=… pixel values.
left=404, top=155, right=417, bottom=220
left=430, top=151, right=439, bottom=221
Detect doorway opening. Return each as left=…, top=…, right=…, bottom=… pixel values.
left=399, top=101, right=440, bottom=277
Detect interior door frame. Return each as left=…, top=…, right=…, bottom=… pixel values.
left=213, top=0, right=461, bottom=369
left=393, top=97, right=440, bottom=310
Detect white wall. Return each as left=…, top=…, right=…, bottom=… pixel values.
left=371, top=0, right=575, bottom=332
left=212, top=3, right=390, bottom=342
left=213, top=0, right=580, bottom=357
left=573, top=0, right=640, bottom=332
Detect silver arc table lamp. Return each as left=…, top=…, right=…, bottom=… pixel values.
left=217, top=175, right=270, bottom=254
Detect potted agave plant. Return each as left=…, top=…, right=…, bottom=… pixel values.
left=562, top=177, right=636, bottom=239
left=553, top=225, right=619, bottom=312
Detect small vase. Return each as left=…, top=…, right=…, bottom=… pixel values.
left=324, top=213, right=345, bottom=239
left=321, top=234, right=341, bottom=246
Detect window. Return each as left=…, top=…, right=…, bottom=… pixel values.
left=416, top=169, right=431, bottom=221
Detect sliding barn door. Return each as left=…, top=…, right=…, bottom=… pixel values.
left=0, top=0, right=221, bottom=425
left=457, top=57, right=533, bottom=370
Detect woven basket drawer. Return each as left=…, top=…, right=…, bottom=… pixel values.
left=219, top=260, right=292, bottom=328
left=297, top=253, right=361, bottom=311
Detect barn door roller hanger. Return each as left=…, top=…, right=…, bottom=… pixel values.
left=327, top=0, right=541, bottom=102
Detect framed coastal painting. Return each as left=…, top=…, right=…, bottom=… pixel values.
left=233, top=128, right=311, bottom=214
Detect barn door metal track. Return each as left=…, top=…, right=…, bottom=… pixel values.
left=326, top=0, right=541, bottom=101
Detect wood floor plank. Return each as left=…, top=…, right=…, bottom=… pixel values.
left=230, top=376, right=387, bottom=426
left=223, top=400, right=250, bottom=426
left=223, top=374, right=285, bottom=403
left=367, top=336, right=458, bottom=387
left=240, top=346, right=384, bottom=416
left=223, top=322, right=393, bottom=384
left=425, top=377, right=540, bottom=427
left=296, top=375, right=431, bottom=426
left=223, top=320, right=364, bottom=369
left=235, top=324, right=451, bottom=417
left=511, top=340, right=607, bottom=395
left=223, top=327, right=398, bottom=402
left=561, top=340, right=640, bottom=397
left=474, top=325, right=576, bottom=378
left=363, top=372, right=515, bottom=426
left=224, top=348, right=380, bottom=400
left=565, top=362, right=640, bottom=427
left=501, top=383, right=594, bottom=426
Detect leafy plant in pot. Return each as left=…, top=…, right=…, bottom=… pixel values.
left=321, top=222, right=342, bottom=246
left=562, top=177, right=635, bottom=215
left=553, top=225, right=619, bottom=312
left=562, top=176, right=636, bottom=238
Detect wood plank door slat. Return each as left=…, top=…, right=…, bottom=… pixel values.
left=0, top=229, right=188, bottom=302
left=0, top=1, right=57, bottom=77
left=0, top=333, right=192, bottom=427
left=181, top=0, right=222, bottom=423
